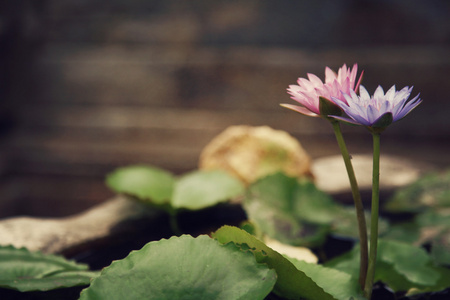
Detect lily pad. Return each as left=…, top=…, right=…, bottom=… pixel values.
left=286, top=257, right=361, bottom=300
left=326, top=240, right=450, bottom=294
left=79, top=235, right=276, bottom=300
left=383, top=210, right=450, bottom=266
left=244, top=196, right=329, bottom=247
left=415, top=210, right=450, bottom=265
left=429, top=227, right=450, bottom=266
left=106, top=166, right=244, bottom=212
left=213, top=225, right=337, bottom=300
left=331, top=207, right=389, bottom=239
left=379, top=240, right=440, bottom=286
left=292, top=179, right=342, bottom=225
left=381, top=222, right=420, bottom=244
left=385, top=170, right=450, bottom=213
left=106, top=165, right=175, bottom=207
left=0, top=246, right=98, bottom=292
left=244, top=172, right=353, bottom=247
left=172, top=170, right=244, bottom=210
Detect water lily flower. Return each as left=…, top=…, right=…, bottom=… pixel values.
left=282, top=64, right=370, bottom=289
left=331, top=85, right=422, bottom=130
left=281, top=64, right=363, bottom=117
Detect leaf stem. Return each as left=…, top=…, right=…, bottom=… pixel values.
left=364, top=132, right=381, bottom=299
left=168, top=210, right=182, bottom=235
left=331, top=120, right=368, bottom=290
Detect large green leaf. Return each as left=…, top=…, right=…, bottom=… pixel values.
left=213, top=225, right=336, bottom=300
left=0, top=246, right=98, bottom=292
left=286, top=258, right=361, bottom=300
left=378, top=240, right=440, bottom=286
left=324, top=245, right=360, bottom=279
left=171, top=170, right=244, bottom=210
left=79, top=235, right=276, bottom=300
left=244, top=173, right=355, bottom=247
left=106, top=165, right=175, bottom=207
left=374, top=260, right=450, bottom=296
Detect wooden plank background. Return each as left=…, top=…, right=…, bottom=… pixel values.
left=1, top=0, right=449, bottom=217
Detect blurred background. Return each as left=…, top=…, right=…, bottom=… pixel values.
left=0, top=0, right=449, bottom=217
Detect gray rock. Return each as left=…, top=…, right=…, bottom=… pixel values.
left=0, top=196, right=155, bottom=254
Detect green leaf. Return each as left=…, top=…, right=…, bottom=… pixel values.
left=172, top=170, right=244, bottom=210
left=244, top=196, right=328, bottom=247
left=244, top=173, right=308, bottom=244
left=375, top=260, right=450, bottom=296
left=246, top=172, right=298, bottom=211
left=331, top=207, right=389, bottom=239
left=324, top=246, right=360, bottom=279
left=385, top=170, right=450, bottom=213
left=1, top=271, right=100, bottom=292
left=213, top=225, right=336, bottom=300
left=373, top=260, right=413, bottom=292
left=293, top=180, right=341, bottom=225
left=325, top=240, right=450, bottom=294
left=415, top=210, right=450, bottom=265
left=79, top=235, right=276, bottom=300
left=381, top=222, right=420, bottom=244
left=430, top=227, right=450, bottom=265
left=244, top=173, right=340, bottom=247
left=286, top=258, right=361, bottom=300
left=378, top=240, right=440, bottom=286
left=404, top=267, right=450, bottom=296
left=382, top=210, right=450, bottom=266
left=106, top=165, right=175, bottom=207
left=416, top=209, right=450, bottom=227
left=106, top=167, right=244, bottom=212
left=0, top=246, right=98, bottom=292
left=381, top=210, right=450, bottom=266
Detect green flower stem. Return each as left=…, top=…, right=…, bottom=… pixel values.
left=331, top=120, right=368, bottom=290
left=364, top=132, right=381, bottom=299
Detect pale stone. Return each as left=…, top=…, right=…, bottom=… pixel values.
left=264, top=236, right=318, bottom=264
left=312, top=154, right=432, bottom=195
left=199, top=125, right=312, bottom=185
left=0, top=196, right=155, bottom=254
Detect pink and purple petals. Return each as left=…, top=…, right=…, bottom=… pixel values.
left=331, top=85, right=422, bottom=129
left=281, top=63, right=363, bottom=118
left=280, top=103, right=319, bottom=117
left=393, top=93, right=421, bottom=121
